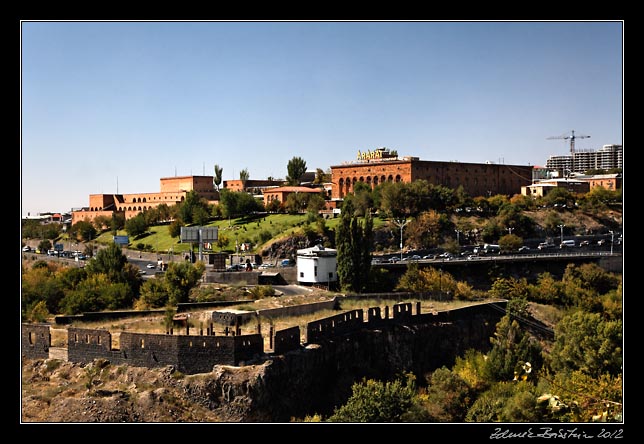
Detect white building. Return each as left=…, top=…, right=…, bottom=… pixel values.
left=296, top=245, right=337, bottom=286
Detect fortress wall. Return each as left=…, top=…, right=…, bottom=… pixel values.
left=21, top=323, right=50, bottom=360
left=273, top=326, right=301, bottom=355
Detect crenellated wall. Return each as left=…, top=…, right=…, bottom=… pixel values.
left=63, top=327, right=264, bottom=374
left=22, top=300, right=507, bottom=384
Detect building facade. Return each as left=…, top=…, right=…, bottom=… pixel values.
left=545, top=144, right=623, bottom=174
left=72, top=176, right=219, bottom=226
left=330, top=154, right=533, bottom=199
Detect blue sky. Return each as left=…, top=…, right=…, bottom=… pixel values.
left=20, top=21, right=623, bottom=217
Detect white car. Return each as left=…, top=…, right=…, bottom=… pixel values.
left=146, top=263, right=156, bottom=269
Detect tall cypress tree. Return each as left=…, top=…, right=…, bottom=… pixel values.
left=336, top=200, right=373, bottom=293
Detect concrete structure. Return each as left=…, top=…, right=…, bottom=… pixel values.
left=330, top=150, right=533, bottom=199
left=296, top=245, right=337, bottom=286
left=545, top=144, right=622, bottom=174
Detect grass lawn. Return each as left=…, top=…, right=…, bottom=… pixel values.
left=95, top=213, right=387, bottom=256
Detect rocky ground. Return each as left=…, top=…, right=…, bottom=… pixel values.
left=21, top=356, right=274, bottom=423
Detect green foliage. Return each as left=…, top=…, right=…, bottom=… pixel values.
left=219, top=188, right=264, bottom=219
left=163, top=261, right=206, bottom=305
left=335, top=200, right=373, bottom=293
left=549, top=311, right=622, bottom=378
left=178, top=190, right=211, bottom=225
left=422, top=367, right=472, bottom=422
left=328, top=373, right=420, bottom=422
left=485, top=315, right=543, bottom=382
left=70, top=220, right=97, bottom=242
left=213, top=164, right=223, bottom=191
left=27, top=300, right=50, bottom=323
left=286, top=156, right=307, bottom=185
left=465, top=381, right=541, bottom=422
left=538, top=370, right=623, bottom=422
left=395, top=264, right=461, bottom=298
left=21, top=265, right=66, bottom=316
left=247, top=285, right=275, bottom=299
left=137, top=278, right=170, bottom=309
left=498, top=233, right=522, bottom=252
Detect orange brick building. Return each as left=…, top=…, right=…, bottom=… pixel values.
left=330, top=153, right=534, bottom=199
left=72, top=176, right=219, bottom=226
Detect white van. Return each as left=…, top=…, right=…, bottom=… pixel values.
left=560, top=240, right=576, bottom=248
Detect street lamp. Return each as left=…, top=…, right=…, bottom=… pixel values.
left=609, top=230, right=614, bottom=255
left=393, top=218, right=410, bottom=261
left=557, top=224, right=565, bottom=244
left=507, top=227, right=514, bottom=235
left=455, top=229, right=462, bottom=245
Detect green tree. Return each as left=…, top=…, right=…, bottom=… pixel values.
left=286, top=156, right=307, bottom=185
left=137, top=278, right=170, bottom=309
left=328, top=374, right=420, bottom=422
left=163, top=260, right=206, bottom=305
left=484, top=315, right=543, bottom=382
left=213, top=164, right=223, bottom=191
left=465, top=381, right=542, bottom=422
left=239, top=168, right=250, bottom=190
left=422, top=367, right=472, bottom=422
left=549, top=311, right=622, bottom=378
left=21, top=264, right=66, bottom=316
left=124, top=213, right=148, bottom=238
left=70, top=220, right=97, bottom=243
left=335, top=200, right=372, bottom=293
left=178, top=190, right=209, bottom=225
left=498, top=233, right=523, bottom=253
left=110, top=212, right=126, bottom=234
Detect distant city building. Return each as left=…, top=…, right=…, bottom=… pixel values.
left=522, top=173, right=621, bottom=198
left=330, top=148, right=533, bottom=199
left=72, top=175, right=219, bottom=226
left=545, top=144, right=622, bottom=174
left=521, top=178, right=590, bottom=198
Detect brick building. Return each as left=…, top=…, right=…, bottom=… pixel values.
left=72, top=175, right=219, bottom=226
left=330, top=152, right=534, bottom=199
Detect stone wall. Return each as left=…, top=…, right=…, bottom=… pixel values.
left=21, top=323, right=50, bottom=360
left=273, top=326, right=301, bottom=354
left=62, top=326, right=264, bottom=374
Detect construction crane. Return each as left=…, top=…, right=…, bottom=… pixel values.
left=547, top=130, right=590, bottom=175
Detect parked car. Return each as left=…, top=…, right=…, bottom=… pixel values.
left=146, top=263, right=156, bottom=269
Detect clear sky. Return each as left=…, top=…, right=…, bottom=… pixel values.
left=20, top=20, right=623, bottom=218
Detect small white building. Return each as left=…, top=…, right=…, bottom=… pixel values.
left=296, top=245, right=337, bottom=286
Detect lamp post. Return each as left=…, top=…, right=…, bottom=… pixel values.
left=557, top=224, right=565, bottom=244
left=507, top=227, right=514, bottom=235
left=455, top=229, right=462, bottom=245
left=609, top=230, right=614, bottom=255
left=393, top=218, right=410, bottom=261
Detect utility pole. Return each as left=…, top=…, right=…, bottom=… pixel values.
left=393, top=218, right=410, bottom=261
